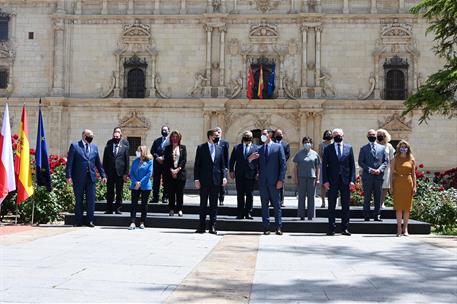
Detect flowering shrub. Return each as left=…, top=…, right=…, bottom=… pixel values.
left=434, top=167, right=457, bottom=190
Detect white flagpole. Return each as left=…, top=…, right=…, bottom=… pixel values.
left=31, top=200, right=35, bottom=225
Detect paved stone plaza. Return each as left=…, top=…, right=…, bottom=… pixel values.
left=1, top=196, right=456, bottom=303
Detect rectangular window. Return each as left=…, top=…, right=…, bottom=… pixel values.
left=127, top=136, right=141, bottom=156
left=0, top=70, right=8, bottom=89
left=28, top=32, right=34, bottom=40
left=0, top=17, right=9, bottom=41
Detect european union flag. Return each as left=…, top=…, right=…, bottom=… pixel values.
left=35, top=102, right=51, bottom=191
left=267, top=64, right=276, bottom=97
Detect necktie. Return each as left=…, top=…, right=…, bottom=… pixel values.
left=265, top=144, right=269, bottom=160
left=114, top=144, right=119, bottom=156
left=244, top=144, right=248, bottom=158
left=210, top=144, right=215, bottom=162
left=337, top=144, right=341, bottom=159
left=371, top=143, right=376, bottom=156
left=85, top=143, right=89, bottom=155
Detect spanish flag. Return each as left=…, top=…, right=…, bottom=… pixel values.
left=14, top=105, right=33, bottom=204
left=257, top=64, right=264, bottom=99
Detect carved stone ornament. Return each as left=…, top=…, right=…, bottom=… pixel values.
left=0, top=41, right=15, bottom=60
left=119, top=111, right=150, bottom=131
left=101, top=71, right=117, bottom=98
left=189, top=72, right=208, bottom=97
left=152, top=73, right=171, bottom=98
left=229, top=39, right=240, bottom=56
left=249, top=21, right=279, bottom=44
left=378, top=112, right=412, bottom=133
left=252, top=0, right=279, bottom=13
left=358, top=72, right=376, bottom=100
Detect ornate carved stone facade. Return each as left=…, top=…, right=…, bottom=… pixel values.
left=0, top=0, right=455, bottom=175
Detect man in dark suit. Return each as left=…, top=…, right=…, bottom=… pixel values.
left=103, top=127, right=130, bottom=214
left=358, top=129, right=389, bottom=221
left=194, top=128, right=227, bottom=234
left=229, top=130, right=258, bottom=219
left=150, top=125, right=169, bottom=204
left=249, top=129, right=287, bottom=235
left=215, top=127, right=229, bottom=206
left=274, top=129, right=290, bottom=207
left=322, top=128, right=356, bottom=236
left=66, top=129, right=106, bottom=227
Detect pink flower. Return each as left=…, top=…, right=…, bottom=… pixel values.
left=419, top=164, right=424, bottom=168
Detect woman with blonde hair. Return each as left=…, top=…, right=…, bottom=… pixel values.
left=391, top=140, right=417, bottom=236
left=376, top=129, right=395, bottom=208
left=129, top=145, right=153, bottom=230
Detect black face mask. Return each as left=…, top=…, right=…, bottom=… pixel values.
left=85, top=136, right=93, bottom=143
left=377, top=135, right=385, bottom=142
left=113, top=138, right=120, bottom=144
left=334, top=135, right=343, bottom=143
left=324, top=135, right=332, bottom=141
left=242, top=137, right=252, bottom=143
left=213, top=137, right=220, bottom=144
left=368, top=136, right=376, bottom=143
left=161, top=130, right=168, bottom=137
left=275, top=135, right=283, bottom=141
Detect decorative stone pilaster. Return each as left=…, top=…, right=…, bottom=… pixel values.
left=218, top=26, right=226, bottom=97
left=127, top=0, right=134, bottom=14
left=101, top=0, right=108, bottom=15
left=154, top=0, right=160, bottom=15
left=180, top=0, right=187, bottom=14
left=204, top=24, right=213, bottom=97
left=314, top=26, right=322, bottom=98
left=75, top=0, right=82, bottom=15
left=300, top=24, right=309, bottom=97
left=51, top=18, right=65, bottom=96
left=343, top=0, right=349, bottom=14
left=371, top=0, right=377, bottom=14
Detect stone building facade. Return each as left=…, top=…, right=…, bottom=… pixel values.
left=0, top=0, right=455, bottom=183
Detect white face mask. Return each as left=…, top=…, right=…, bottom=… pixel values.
left=260, top=135, right=268, bottom=143
left=136, top=151, right=141, bottom=158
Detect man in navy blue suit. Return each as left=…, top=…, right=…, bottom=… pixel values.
left=229, top=130, right=258, bottom=219
left=215, top=127, right=229, bottom=206
left=66, top=129, right=106, bottom=227
left=194, top=128, right=228, bottom=234
left=358, top=129, right=389, bottom=221
left=150, top=125, right=170, bottom=204
left=249, top=129, right=286, bottom=235
left=322, top=128, right=356, bottom=236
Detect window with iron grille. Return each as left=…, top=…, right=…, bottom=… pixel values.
left=123, top=55, right=147, bottom=98
left=0, top=70, right=8, bottom=89
left=127, top=136, right=141, bottom=156
left=0, top=16, right=9, bottom=41
left=384, top=56, right=408, bottom=100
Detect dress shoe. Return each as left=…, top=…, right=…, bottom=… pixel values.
left=320, top=203, right=326, bottom=208
left=195, top=228, right=205, bottom=234
left=178, top=210, right=183, bottom=217
left=300, top=217, right=305, bottom=220
left=364, top=217, right=370, bottom=222
left=73, top=223, right=82, bottom=227
left=374, top=215, right=383, bottom=222
left=169, top=210, right=174, bottom=216
left=236, top=215, right=244, bottom=220
left=219, top=201, right=224, bottom=206
left=162, top=199, right=169, bottom=204
left=280, top=202, right=285, bottom=207
left=326, top=231, right=335, bottom=236
left=115, top=210, right=122, bottom=215
left=104, top=210, right=113, bottom=214
left=208, top=226, right=217, bottom=235
left=139, top=223, right=145, bottom=229
left=342, top=229, right=351, bottom=236
left=263, top=229, right=271, bottom=235
left=87, top=222, right=95, bottom=228
left=275, top=228, right=283, bottom=235
left=245, top=214, right=254, bottom=220
left=151, top=199, right=159, bottom=204
left=128, top=222, right=136, bottom=230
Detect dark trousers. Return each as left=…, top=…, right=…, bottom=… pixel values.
left=328, top=176, right=350, bottom=232
left=235, top=177, right=254, bottom=217
left=73, top=172, right=96, bottom=225
left=219, top=185, right=226, bottom=203
left=152, top=162, right=168, bottom=202
left=131, top=189, right=151, bottom=223
left=362, top=175, right=383, bottom=217
left=106, top=174, right=124, bottom=212
left=259, top=183, right=282, bottom=229
left=168, top=178, right=185, bottom=212
left=198, top=185, right=219, bottom=229
left=279, top=186, right=285, bottom=204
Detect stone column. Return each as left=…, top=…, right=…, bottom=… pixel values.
left=154, top=0, right=160, bottom=15
left=9, top=9, right=16, bottom=42
left=128, top=0, right=134, bottom=14
left=180, top=0, right=186, bottom=14
left=101, top=0, right=108, bottom=14
left=207, top=0, right=213, bottom=13
left=241, top=54, right=248, bottom=98
left=299, top=112, right=308, bottom=139
left=220, top=0, right=226, bottom=13
left=313, top=112, right=322, bottom=147
left=300, top=25, right=308, bottom=97
left=218, top=26, right=226, bottom=96
left=203, top=111, right=212, bottom=141
left=343, top=0, right=349, bottom=13
left=52, top=18, right=65, bottom=96
left=278, top=56, right=285, bottom=98
left=75, top=0, right=82, bottom=14
left=316, top=0, right=322, bottom=13
left=374, top=55, right=380, bottom=99
left=399, top=0, right=405, bottom=13
left=64, top=19, right=72, bottom=96
left=314, top=26, right=322, bottom=97
left=371, top=0, right=377, bottom=14
left=204, top=25, right=213, bottom=97
left=306, top=112, right=314, bottom=139
left=289, top=0, right=297, bottom=13
left=56, top=0, right=65, bottom=13
left=231, top=0, right=239, bottom=13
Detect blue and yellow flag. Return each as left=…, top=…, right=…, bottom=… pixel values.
left=35, top=100, right=51, bottom=191
left=267, top=64, right=275, bottom=97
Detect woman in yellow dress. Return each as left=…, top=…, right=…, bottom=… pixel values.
left=391, top=140, right=417, bottom=236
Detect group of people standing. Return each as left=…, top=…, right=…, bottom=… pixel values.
left=65, top=124, right=417, bottom=237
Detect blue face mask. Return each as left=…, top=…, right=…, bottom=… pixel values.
left=303, top=143, right=312, bottom=150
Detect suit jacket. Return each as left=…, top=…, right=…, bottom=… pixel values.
left=275, top=140, right=291, bottom=161
left=358, top=142, right=389, bottom=180
left=194, top=143, right=227, bottom=187
left=66, top=140, right=106, bottom=184
left=253, top=142, right=287, bottom=186
left=217, top=139, right=230, bottom=171
left=129, top=158, right=153, bottom=190
left=103, top=139, right=129, bottom=178
left=322, top=142, right=356, bottom=185
left=229, top=143, right=258, bottom=180
left=150, top=136, right=169, bottom=162
left=163, top=144, right=187, bottom=181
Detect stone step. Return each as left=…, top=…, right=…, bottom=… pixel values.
left=95, top=201, right=399, bottom=219
left=64, top=212, right=431, bottom=234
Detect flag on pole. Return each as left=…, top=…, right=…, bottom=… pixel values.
left=35, top=100, right=51, bottom=191
left=247, top=65, right=254, bottom=100
left=14, top=105, right=34, bottom=204
left=257, top=65, right=264, bottom=99
left=267, top=64, right=276, bottom=97
left=0, top=103, right=16, bottom=204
